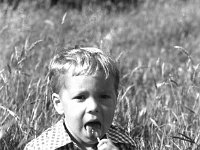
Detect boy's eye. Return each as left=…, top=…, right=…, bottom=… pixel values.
left=100, top=94, right=111, bottom=99
left=73, top=95, right=86, bottom=101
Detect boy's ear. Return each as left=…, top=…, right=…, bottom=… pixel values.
left=52, top=93, right=64, bottom=115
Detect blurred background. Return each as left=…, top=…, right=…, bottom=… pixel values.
left=1, top=0, right=200, bottom=149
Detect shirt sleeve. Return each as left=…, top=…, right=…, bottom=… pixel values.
left=114, top=143, right=137, bottom=150
left=24, top=143, right=34, bottom=150
left=107, top=124, right=138, bottom=149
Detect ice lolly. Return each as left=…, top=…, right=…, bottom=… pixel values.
left=86, top=125, right=101, bottom=142
left=91, top=128, right=101, bottom=142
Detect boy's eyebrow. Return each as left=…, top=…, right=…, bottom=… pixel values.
left=70, top=88, right=115, bottom=95
left=94, top=89, right=116, bottom=95
left=99, top=90, right=116, bottom=96
left=71, top=92, right=89, bottom=99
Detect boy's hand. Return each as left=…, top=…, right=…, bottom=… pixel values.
left=97, top=139, right=119, bottom=150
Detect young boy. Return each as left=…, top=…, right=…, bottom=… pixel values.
left=24, top=47, right=137, bottom=150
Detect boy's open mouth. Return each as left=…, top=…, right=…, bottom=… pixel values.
left=85, top=121, right=101, bottom=138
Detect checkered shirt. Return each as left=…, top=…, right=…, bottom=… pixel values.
left=24, top=119, right=137, bottom=150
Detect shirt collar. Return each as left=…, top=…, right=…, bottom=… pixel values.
left=57, top=119, right=136, bottom=148
left=52, top=119, right=72, bottom=147
left=26, top=119, right=136, bottom=149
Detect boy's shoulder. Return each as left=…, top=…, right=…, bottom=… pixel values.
left=108, top=124, right=137, bottom=148
left=24, top=120, right=71, bottom=150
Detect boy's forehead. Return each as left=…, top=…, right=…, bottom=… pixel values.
left=61, top=74, right=116, bottom=94
left=62, top=72, right=114, bottom=85
left=63, top=71, right=107, bottom=81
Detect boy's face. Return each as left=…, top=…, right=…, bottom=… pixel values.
left=53, top=72, right=117, bottom=146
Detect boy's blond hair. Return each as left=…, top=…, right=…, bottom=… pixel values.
left=48, top=47, right=119, bottom=94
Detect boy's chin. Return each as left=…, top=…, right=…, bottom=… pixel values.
left=85, top=136, right=98, bottom=143
left=82, top=135, right=99, bottom=145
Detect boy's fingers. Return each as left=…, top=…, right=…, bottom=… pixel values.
left=97, top=139, right=109, bottom=147
left=97, top=139, right=119, bottom=150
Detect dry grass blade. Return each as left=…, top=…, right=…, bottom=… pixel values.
left=120, top=84, right=135, bottom=101
left=183, top=105, right=195, bottom=114
left=0, top=105, right=19, bottom=122
left=169, top=79, right=178, bottom=87
left=115, top=51, right=124, bottom=62
left=174, top=46, right=189, bottom=56
left=0, top=25, right=8, bottom=35
left=172, top=132, right=195, bottom=144
left=174, top=46, right=193, bottom=63
left=149, top=118, right=159, bottom=129
left=27, top=40, right=43, bottom=52
left=172, top=136, right=195, bottom=144
left=61, top=12, right=67, bottom=24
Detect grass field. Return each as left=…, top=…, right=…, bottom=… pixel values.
left=1, top=0, right=200, bottom=149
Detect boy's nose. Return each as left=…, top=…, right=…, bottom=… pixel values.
left=86, top=97, right=99, bottom=113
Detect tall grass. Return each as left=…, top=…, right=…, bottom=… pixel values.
left=1, top=1, right=200, bottom=149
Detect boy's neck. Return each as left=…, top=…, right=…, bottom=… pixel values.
left=78, top=146, right=97, bottom=150
left=77, top=143, right=97, bottom=150
left=72, top=137, right=97, bottom=150
left=71, top=137, right=98, bottom=150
